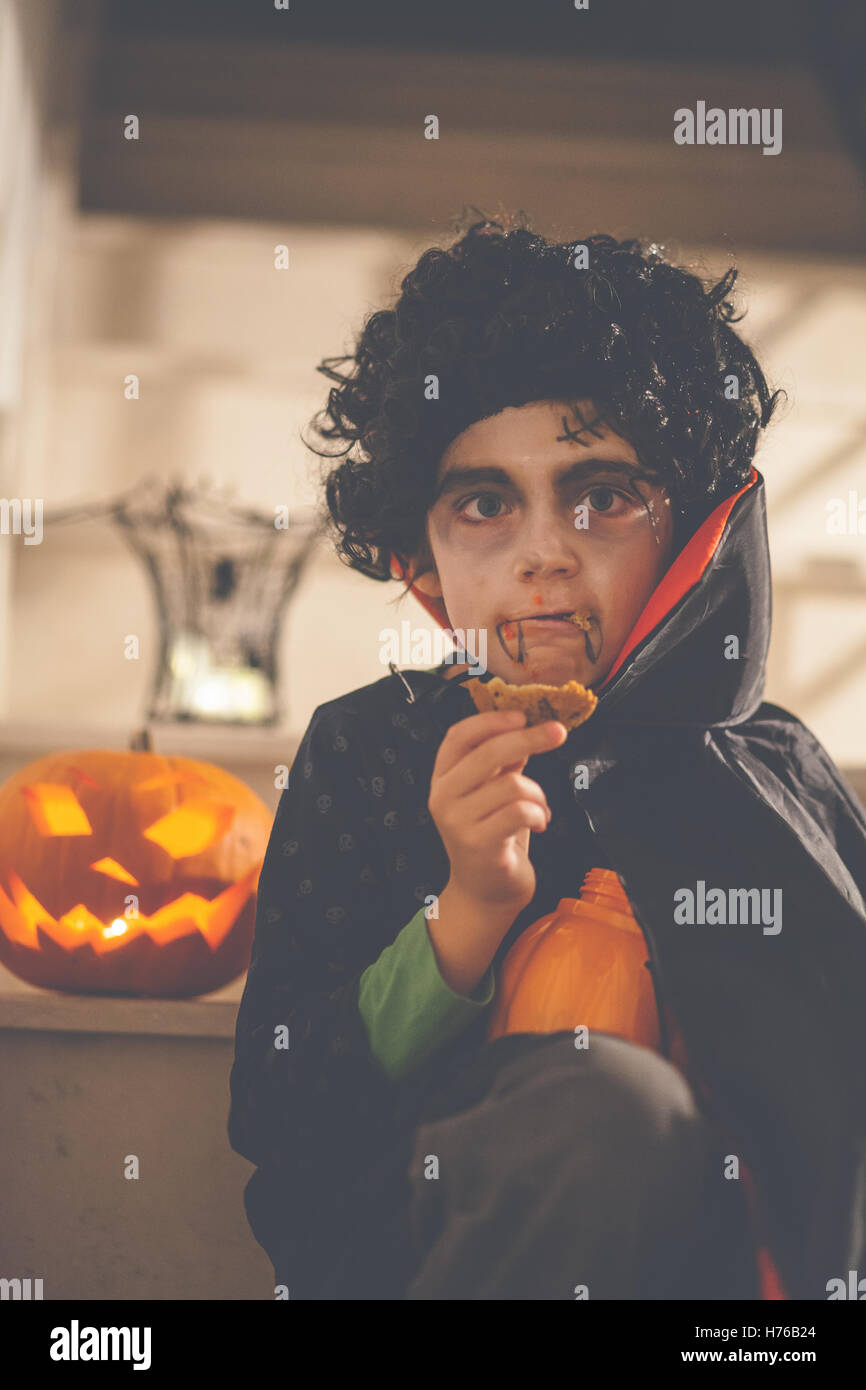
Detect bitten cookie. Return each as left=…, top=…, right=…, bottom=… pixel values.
left=465, top=676, right=597, bottom=729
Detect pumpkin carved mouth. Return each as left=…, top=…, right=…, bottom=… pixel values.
left=0, top=863, right=260, bottom=956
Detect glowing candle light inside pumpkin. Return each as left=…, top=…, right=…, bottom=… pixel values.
left=104, top=919, right=129, bottom=939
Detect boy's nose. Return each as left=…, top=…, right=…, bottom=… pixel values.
left=514, top=536, right=582, bottom=580
left=512, top=511, right=584, bottom=575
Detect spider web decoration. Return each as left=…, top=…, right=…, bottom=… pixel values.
left=45, top=478, right=324, bottom=726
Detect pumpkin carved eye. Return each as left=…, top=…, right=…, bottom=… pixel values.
left=21, top=784, right=141, bottom=881
left=142, top=800, right=236, bottom=858
left=22, top=783, right=93, bottom=836
left=21, top=781, right=235, bottom=861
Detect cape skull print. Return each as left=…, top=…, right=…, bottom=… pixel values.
left=390, top=467, right=866, bottom=1302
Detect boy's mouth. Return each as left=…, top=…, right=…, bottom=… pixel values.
left=509, top=610, right=582, bottom=623
left=496, top=612, right=602, bottom=665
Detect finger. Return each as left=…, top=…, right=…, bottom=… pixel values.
left=438, top=719, right=567, bottom=801
left=461, top=773, right=551, bottom=826
left=475, top=800, right=550, bottom=840
left=433, top=709, right=526, bottom=780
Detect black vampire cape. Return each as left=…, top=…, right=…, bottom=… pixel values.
left=229, top=468, right=866, bottom=1300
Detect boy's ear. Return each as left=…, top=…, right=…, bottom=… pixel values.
left=406, top=556, right=450, bottom=625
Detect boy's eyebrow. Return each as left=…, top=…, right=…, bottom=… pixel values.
left=433, top=458, right=655, bottom=501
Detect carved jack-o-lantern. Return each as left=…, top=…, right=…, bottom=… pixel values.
left=0, top=735, right=273, bottom=998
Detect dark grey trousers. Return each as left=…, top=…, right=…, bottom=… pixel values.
left=401, top=1031, right=760, bottom=1300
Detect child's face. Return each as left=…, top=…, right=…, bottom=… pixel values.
left=410, top=399, right=675, bottom=687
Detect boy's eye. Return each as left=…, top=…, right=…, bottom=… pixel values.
left=456, top=492, right=507, bottom=522
left=586, top=486, right=620, bottom=512
left=455, top=483, right=642, bottom=524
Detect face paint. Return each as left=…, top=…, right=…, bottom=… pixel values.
left=495, top=612, right=602, bottom=670
left=495, top=617, right=526, bottom=666
left=570, top=612, right=603, bottom=663
left=628, top=474, right=666, bottom=547
left=557, top=404, right=668, bottom=547
left=555, top=405, right=607, bottom=447
left=556, top=397, right=670, bottom=547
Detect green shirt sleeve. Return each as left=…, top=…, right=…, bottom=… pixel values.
left=357, top=904, right=496, bottom=1082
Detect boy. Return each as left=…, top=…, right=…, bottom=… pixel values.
left=229, top=216, right=866, bottom=1300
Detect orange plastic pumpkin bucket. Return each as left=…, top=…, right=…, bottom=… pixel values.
left=486, top=868, right=661, bottom=1050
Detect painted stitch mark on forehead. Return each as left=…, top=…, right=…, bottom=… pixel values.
left=555, top=405, right=607, bottom=446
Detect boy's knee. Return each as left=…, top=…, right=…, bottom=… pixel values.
left=587, top=1034, right=702, bottom=1125
left=580, top=1034, right=716, bottom=1186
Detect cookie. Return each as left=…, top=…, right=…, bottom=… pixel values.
left=465, top=676, right=597, bottom=729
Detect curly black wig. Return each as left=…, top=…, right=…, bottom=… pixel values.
left=307, top=211, right=784, bottom=590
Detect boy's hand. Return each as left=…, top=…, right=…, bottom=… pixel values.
left=428, top=708, right=567, bottom=912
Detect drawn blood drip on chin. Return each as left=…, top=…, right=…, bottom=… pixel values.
left=572, top=613, right=602, bottom=663
left=495, top=613, right=602, bottom=667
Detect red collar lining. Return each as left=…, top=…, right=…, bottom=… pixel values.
left=598, top=468, right=757, bottom=689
